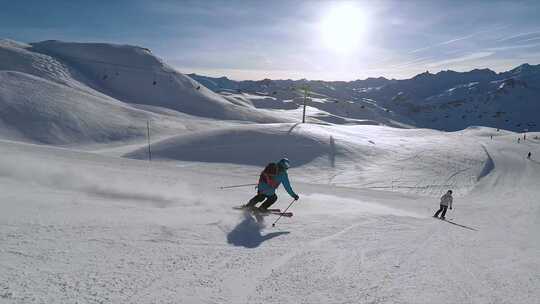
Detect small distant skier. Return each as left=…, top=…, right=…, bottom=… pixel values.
left=490, top=135, right=493, bottom=140
left=244, top=158, right=299, bottom=211
left=518, top=138, right=521, bottom=143
left=434, top=190, right=453, bottom=220
left=527, top=152, right=532, bottom=159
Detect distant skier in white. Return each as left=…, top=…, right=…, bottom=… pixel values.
left=434, top=190, right=453, bottom=220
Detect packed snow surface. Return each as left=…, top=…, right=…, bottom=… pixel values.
left=1, top=128, right=539, bottom=303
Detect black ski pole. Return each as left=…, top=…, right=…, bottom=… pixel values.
left=272, top=198, right=297, bottom=227
left=219, top=183, right=257, bottom=189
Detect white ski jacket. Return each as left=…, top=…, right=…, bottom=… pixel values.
left=440, top=193, right=453, bottom=208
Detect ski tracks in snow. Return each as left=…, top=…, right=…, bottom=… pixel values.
left=225, top=213, right=445, bottom=304
left=225, top=216, right=376, bottom=304
left=445, top=227, right=499, bottom=304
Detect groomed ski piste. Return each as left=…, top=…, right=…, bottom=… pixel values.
left=1, top=40, right=539, bottom=304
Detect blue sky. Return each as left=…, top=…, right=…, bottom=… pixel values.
left=2, top=0, right=540, bottom=80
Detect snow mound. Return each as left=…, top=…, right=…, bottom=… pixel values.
left=125, top=123, right=336, bottom=167
left=457, top=126, right=513, bottom=137
left=126, top=124, right=490, bottom=195
left=0, top=71, right=161, bottom=144
left=478, top=145, right=495, bottom=180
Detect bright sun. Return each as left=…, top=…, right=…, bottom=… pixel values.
left=320, top=3, right=368, bottom=53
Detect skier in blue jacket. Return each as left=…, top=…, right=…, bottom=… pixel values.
left=245, top=158, right=299, bottom=211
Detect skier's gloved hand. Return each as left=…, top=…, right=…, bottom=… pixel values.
left=450, top=207, right=453, bottom=210
left=293, top=194, right=300, bottom=201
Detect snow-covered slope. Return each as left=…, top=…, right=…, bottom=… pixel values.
left=1, top=127, right=538, bottom=303
left=0, top=71, right=158, bottom=144
left=126, top=123, right=493, bottom=196
left=0, top=39, right=286, bottom=145
left=29, top=40, right=282, bottom=122
left=0, top=39, right=99, bottom=95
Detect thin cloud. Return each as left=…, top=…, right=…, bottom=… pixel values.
left=426, top=52, right=494, bottom=68
left=391, top=56, right=435, bottom=69
left=410, top=33, right=477, bottom=54
left=487, top=42, right=540, bottom=52
left=496, top=30, right=540, bottom=42
left=410, top=26, right=507, bottom=54
left=521, top=36, right=540, bottom=43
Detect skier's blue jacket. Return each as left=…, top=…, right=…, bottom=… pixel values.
left=258, top=169, right=297, bottom=198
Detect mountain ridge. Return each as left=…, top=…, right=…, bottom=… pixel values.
left=189, top=63, right=540, bottom=132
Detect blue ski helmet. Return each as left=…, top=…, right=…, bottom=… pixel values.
left=278, top=158, right=290, bottom=169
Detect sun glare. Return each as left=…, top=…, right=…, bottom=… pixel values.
left=320, top=3, right=368, bottom=53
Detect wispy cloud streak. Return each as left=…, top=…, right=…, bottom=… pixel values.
left=409, top=26, right=507, bottom=54
left=426, top=52, right=494, bottom=68
left=496, top=30, right=540, bottom=42
left=486, top=43, right=540, bottom=52
left=410, top=33, right=477, bottom=54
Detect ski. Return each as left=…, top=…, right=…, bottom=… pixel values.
left=433, top=217, right=453, bottom=221
left=232, top=205, right=292, bottom=217
left=269, top=211, right=293, bottom=217
left=232, top=206, right=292, bottom=217
left=262, top=208, right=282, bottom=212
left=232, top=205, right=280, bottom=212
left=250, top=209, right=291, bottom=217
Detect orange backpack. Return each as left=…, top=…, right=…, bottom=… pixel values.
left=259, top=163, right=280, bottom=188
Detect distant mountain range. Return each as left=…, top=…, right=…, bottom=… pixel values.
left=189, top=63, right=540, bottom=132
left=0, top=37, right=538, bottom=145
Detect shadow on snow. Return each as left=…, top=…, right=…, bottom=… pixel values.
left=227, top=211, right=290, bottom=248
left=442, top=219, right=478, bottom=231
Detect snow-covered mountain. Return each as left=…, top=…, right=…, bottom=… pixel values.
left=190, top=64, right=540, bottom=132
left=3, top=38, right=537, bottom=147
left=0, top=39, right=286, bottom=144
